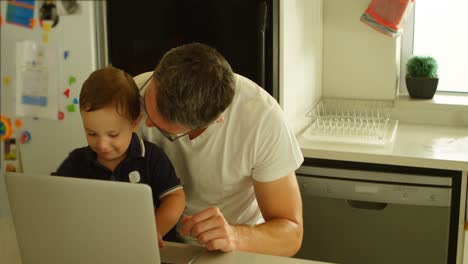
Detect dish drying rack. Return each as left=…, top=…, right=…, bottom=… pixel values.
left=302, top=98, right=398, bottom=146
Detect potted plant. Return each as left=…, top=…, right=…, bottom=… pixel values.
left=405, top=55, right=439, bottom=99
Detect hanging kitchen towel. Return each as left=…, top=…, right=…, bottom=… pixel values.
left=360, top=0, right=414, bottom=38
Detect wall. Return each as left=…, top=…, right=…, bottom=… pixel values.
left=322, top=0, right=399, bottom=100
left=280, top=0, right=323, bottom=134
left=280, top=0, right=403, bottom=134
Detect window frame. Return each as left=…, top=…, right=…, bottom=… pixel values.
left=399, top=7, right=414, bottom=96
left=400, top=4, right=467, bottom=97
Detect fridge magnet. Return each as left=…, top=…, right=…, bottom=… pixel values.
left=66, top=104, right=76, bottom=112
left=29, top=18, right=36, bottom=28
left=64, top=50, right=70, bottom=59
left=5, top=162, right=18, bottom=173
left=73, top=98, right=78, bottom=104
left=0, top=116, right=13, bottom=141
left=42, top=20, right=52, bottom=32
left=14, top=119, right=23, bottom=128
left=4, top=138, right=17, bottom=161
left=42, top=33, right=49, bottom=43
left=57, top=0, right=81, bottom=16
left=39, top=0, right=59, bottom=28
left=0, top=15, right=3, bottom=27
left=19, top=131, right=32, bottom=144
left=63, top=88, right=70, bottom=98
left=58, top=111, right=64, bottom=120
left=6, top=0, right=35, bottom=29
left=3, top=76, right=10, bottom=87
left=2, top=137, right=20, bottom=172
left=68, top=76, right=76, bottom=85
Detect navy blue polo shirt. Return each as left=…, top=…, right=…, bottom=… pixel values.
left=52, top=133, right=182, bottom=209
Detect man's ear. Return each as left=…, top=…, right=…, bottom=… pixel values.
left=132, top=113, right=144, bottom=132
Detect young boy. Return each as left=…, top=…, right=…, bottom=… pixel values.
left=52, top=67, right=185, bottom=247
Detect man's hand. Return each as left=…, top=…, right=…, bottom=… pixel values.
left=180, top=207, right=238, bottom=252
left=180, top=173, right=302, bottom=256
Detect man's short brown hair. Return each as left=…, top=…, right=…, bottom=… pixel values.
left=153, top=43, right=235, bottom=129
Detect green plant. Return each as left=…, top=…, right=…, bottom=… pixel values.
left=406, top=56, right=438, bottom=78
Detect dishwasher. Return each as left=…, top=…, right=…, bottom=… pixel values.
left=295, top=159, right=461, bottom=264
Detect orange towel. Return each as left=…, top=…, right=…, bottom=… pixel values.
left=361, top=0, right=414, bottom=37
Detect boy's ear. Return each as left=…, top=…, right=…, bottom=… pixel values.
left=131, top=113, right=144, bottom=132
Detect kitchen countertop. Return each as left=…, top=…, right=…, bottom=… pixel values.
left=161, top=242, right=332, bottom=264
left=0, top=230, right=331, bottom=264
left=193, top=250, right=331, bottom=264
left=298, top=122, right=468, bottom=171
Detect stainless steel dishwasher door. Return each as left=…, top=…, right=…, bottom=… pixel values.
left=295, top=170, right=452, bottom=264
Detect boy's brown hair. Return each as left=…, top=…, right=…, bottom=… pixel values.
left=80, top=67, right=140, bottom=122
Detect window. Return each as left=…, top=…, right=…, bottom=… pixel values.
left=401, top=1, right=468, bottom=94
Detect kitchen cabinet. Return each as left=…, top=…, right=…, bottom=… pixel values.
left=297, top=158, right=461, bottom=264
left=297, top=122, right=468, bottom=263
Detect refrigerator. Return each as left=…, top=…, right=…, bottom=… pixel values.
left=0, top=0, right=106, bottom=175
left=106, top=0, right=280, bottom=100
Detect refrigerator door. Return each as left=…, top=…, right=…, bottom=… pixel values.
left=106, top=0, right=279, bottom=99
left=0, top=1, right=103, bottom=174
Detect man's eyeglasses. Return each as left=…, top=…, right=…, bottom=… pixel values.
left=139, top=75, right=197, bottom=142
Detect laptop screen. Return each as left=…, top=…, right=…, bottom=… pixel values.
left=6, top=173, right=160, bottom=264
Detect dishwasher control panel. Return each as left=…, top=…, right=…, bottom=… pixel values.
left=297, top=175, right=451, bottom=207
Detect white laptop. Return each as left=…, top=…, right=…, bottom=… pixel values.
left=5, top=172, right=204, bottom=264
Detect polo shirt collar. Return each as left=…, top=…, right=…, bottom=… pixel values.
left=127, top=133, right=145, bottom=158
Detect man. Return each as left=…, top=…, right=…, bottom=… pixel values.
left=135, top=43, right=304, bottom=256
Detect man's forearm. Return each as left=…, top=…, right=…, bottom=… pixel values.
left=234, top=218, right=303, bottom=257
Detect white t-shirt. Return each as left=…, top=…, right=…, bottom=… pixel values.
left=135, top=72, right=304, bottom=226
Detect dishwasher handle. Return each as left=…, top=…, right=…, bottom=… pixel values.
left=346, top=200, right=388, bottom=210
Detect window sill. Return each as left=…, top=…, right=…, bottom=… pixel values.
left=397, top=93, right=468, bottom=109
left=393, top=93, right=468, bottom=126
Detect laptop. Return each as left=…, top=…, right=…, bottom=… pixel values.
left=5, top=172, right=205, bottom=264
